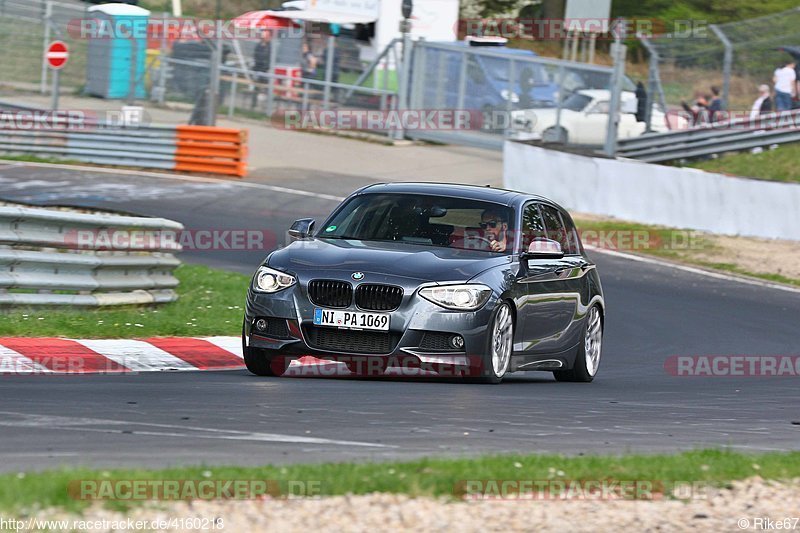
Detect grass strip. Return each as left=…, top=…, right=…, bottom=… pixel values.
left=0, top=264, right=249, bottom=338
left=0, top=449, right=798, bottom=514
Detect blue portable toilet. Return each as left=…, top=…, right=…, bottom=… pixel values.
left=85, top=3, right=151, bottom=99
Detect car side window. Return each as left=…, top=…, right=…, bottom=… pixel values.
left=521, top=203, right=547, bottom=251
left=560, top=212, right=582, bottom=255
left=588, top=101, right=609, bottom=114
left=539, top=204, right=570, bottom=253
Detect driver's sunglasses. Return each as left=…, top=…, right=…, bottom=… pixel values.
left=479, top=220, right=501, bottom=229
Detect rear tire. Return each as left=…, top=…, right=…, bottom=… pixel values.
left=553, top=305, right=602, bottom=383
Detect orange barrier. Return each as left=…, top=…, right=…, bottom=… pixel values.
left=174, top=126, right=248, bottom=178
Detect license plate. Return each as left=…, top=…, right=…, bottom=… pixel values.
left=313, top=308, right=390, bottom=331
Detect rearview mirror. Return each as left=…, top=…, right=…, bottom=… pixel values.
left=288, top=218, right=316, bottom=240
left=520, top=238, right=564, bottom=260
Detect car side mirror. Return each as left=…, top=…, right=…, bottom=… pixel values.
left=288, top=218, right=315, bottom=240
left=520, top=238, right=564, bottom=260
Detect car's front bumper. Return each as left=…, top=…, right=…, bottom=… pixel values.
left=244, top=284, right=497, bottom=366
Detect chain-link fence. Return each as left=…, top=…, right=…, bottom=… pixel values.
left=0, top=0, right=87, bottom=94
left=0, top=0, right=639, bottom=150
left=408, top=40, right=636, bottom=150
left=159, top=33, right=401, bottom=125
left=642, top=7, right=800, bottom=117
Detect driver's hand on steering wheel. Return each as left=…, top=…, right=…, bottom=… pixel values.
left=489, top=239, right=504, bottom=252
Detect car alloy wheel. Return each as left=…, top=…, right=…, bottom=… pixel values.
left=584, top=305, right=603, bottom=377
left=553, top=305, right=602, bottom=383
left=491, top=303, right=513, bottom=378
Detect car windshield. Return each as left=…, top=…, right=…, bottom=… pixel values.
left=561, top=93, right=593, bottom=112
left=319, top=193, right=514, bottom=253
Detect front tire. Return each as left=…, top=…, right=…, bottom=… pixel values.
left=553, top=305, right=602, bottom=383
left=242, top=322, right=287, bottom=377
left=543, top=126, right=568, bottom=144
left=473, top=302, right=514, bottom=384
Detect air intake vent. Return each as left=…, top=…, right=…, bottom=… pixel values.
left=308, top=280, right=352, bottom=308
left=304, top=326, right=399, bottom=354
left=355, top=284, right=404, bottom=311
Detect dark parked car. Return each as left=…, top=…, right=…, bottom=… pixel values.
left=243, top=183, right=605, bottom=384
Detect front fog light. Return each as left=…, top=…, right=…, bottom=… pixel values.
left=450, top=335, right=465, bottom=349
left=255, top=318, right=267, bottom=332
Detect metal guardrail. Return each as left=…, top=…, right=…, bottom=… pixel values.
left=617, top=110, right=800, bottom=163
left=0, top=204, right=183, bottom=306
left=0, top=101, right=248, bottom=177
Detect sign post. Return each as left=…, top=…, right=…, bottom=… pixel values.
left=395, top=0, right=413, bottom=140
left=45, top=40, right=69, bottom=111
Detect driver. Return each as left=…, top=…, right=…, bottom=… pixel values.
left=480, top=210, right=508, bottom=252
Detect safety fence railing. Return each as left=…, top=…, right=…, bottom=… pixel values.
left=617, top=109, right=800, bottom=163
left=0, top=103, right=248, bottom=177
left=0, top=203, right=183, bottom=306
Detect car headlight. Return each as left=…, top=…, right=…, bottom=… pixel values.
left=253, top=266, right=296, bottom=293
left=419, top=284, right=492, bottom=311
left=500, top=89, right=520, bottom=103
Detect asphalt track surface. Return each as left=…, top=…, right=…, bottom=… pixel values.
left=0, top=162, right=798, bottom=472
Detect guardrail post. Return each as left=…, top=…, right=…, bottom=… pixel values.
left=228, top=71, right=238, bottom=118
left=709, top=24, right=733, bottom=110
left=266, top=34, right=280, bottom=117
left=554, top=64, right=565, bottom=139
left=206, top=22, right=222, bottom=126
left=395, top=32, right=412, bottom=140
left=604, top=21, right=628, bottom=157
left=505, top=59, right=515, bottom=136
left=155, top=11, right=168, bottom=105
left=40, top=1, right=52, bottom=95
left=128, top=37, right=138, bottom=105
left=323, top=35, right=335, bottom=111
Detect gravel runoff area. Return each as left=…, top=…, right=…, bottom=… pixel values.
left=34, top=477, right=800, bottom=532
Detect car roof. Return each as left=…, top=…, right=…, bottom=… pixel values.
left=432, top=41, right=538, bottom=57
left=354, top=182, right=552, bottom=208
left=576, top=89, right=636, bottom=100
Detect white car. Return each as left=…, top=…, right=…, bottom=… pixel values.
left=509, top=89, right=681, bottom=145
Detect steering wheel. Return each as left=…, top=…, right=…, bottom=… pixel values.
left=451, top=235, right=496, bottom=251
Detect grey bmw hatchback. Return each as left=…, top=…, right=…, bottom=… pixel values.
left=243, top=183, right=604, bottom=384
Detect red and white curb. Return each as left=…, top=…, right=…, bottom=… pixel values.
left=0, top=337, right=442, bottom=376
left=0, top=337, right=244, bottom=374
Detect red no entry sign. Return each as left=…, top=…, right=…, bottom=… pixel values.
left=45, top=41, right=69, bottom=70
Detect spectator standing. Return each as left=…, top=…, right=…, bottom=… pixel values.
left=708, top=86, right=723, bottom=122
left=773, top=60, right=796, bottom=111
left=750, top=84, right=773, bottom=120
left=301, top=41, right=318, bottom=79
left=635, top=81, right=648, bottom=123
left=252, top=30, right=273, bottom=108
